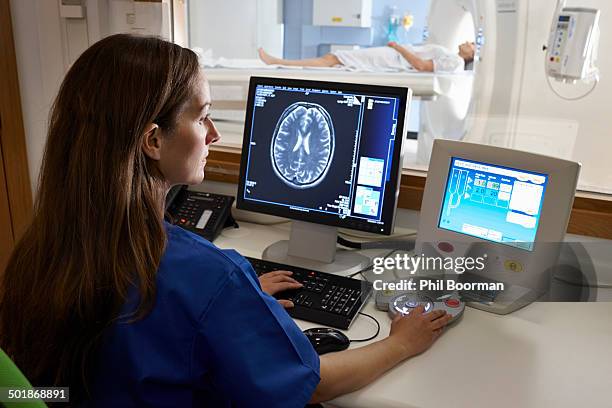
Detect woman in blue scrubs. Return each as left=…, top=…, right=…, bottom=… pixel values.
left=0, top=34, right=452, bottom=407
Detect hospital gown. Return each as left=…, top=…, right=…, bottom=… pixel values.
left=333, top=44, right=465, bottom=73
left=85, top=222, right=320, bottom=407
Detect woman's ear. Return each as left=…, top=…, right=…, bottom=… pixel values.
left=142, top=123, right=162, bottom=161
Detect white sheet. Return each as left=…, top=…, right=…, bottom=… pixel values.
left=198, top=55, right=395, bottom=73
left=195, top=46, right=463, bottom=74
left=194, top=47, right=418, bottom=73
left=331, top=45, right=465, bottom=73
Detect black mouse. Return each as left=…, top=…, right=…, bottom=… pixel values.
left=303, top=327, right=350, bottom=355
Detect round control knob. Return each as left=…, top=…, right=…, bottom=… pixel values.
left=389, top=294, right=434, bottom=317
left=405, top=300, right=419, bottom=308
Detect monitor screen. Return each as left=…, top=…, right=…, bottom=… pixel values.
left=438, top=157, right=548, bottom=251
left=237, top=77, right=410, bottom=235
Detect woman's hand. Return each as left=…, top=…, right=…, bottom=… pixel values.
left=258, top=271, right=303, bottom=308
left=387, top=41, right=398, bottom=48
left=311, top=305, right=452, bottom=403
left=386, top=305, right=453, bottom=358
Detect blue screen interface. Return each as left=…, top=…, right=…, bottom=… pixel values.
left=438, top=158, right=548, bottom=251
left=241, top=84, right=402, bottom=231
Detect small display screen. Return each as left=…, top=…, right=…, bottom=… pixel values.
left=438, top=158, right=548, bottom=251
left=558, top=15, right=570, bottom=22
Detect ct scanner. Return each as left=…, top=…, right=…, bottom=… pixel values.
left=417, top=0, right=522, bottom=165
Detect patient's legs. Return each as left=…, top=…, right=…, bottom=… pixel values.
left=258, top=48, right=341, bottom=67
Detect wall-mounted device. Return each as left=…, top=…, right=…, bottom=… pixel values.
left=312, top=0, right=372, bottom=28
left=56, top=0, right=177, bottom=67
left=108, top=0, right=172, bottom=40
left=545, top=4, right=600, bottom=83
left=58, top=0, right=85, bottom=18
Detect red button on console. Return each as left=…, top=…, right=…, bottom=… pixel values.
left=445, top=299, right=460, bottom=308
left=437, top=242, right=455, bottom=253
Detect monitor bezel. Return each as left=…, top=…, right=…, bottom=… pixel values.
left=236, top=76, right=411, bottom=236
left=417, top=140, right=581, bottom=252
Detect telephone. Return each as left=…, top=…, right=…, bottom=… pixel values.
left=165, top=185, right=237, bottom=242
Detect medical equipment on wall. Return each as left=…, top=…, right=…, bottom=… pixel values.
left=386, top=7, right=415, bottom=42
left=58, top=0, right=85, bottom=18
left=544, top=1, right=601, bottom=100
left=387, top=8, right=401, bottom=42
left=108, top=0, right=172, bottom=40
left=312, top=0, right=373, bottom=28
left=402, top=13, right=415, bottom=30
left=56, top=0, right=175, bottom=67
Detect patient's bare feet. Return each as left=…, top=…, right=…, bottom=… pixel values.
left=258, top=48, right=279, bottom=65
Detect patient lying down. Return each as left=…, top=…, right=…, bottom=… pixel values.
left=259, top=41, right=475, bottom=73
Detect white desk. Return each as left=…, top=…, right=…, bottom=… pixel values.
left=214, top=221, right=612, bottom=408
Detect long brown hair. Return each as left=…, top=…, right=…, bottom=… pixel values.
left=0, top=34, right=199, bottom=399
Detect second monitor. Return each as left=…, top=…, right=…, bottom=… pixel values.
left=237, top=77, right=411, bottom=273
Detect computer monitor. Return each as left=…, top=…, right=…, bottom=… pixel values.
left=237, top=77, right=411, bottom=274
left=438, top=157, right=548, bottom=252
left=416, top=140, right=580, bottom=314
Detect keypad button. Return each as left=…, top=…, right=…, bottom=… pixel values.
left=445, top=299, right=461, bottom=308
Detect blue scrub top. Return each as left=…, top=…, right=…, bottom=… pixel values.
left=86, top=222, right=320, bottom=407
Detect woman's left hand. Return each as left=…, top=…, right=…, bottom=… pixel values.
left=259, top=271, right=303, bottom=309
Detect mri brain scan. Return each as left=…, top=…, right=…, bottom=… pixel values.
left=271, top=102, right=335, bottom=189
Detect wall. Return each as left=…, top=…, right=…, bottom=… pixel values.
left=189, top=0, right=283, bottom=59
left=189, top=0, right=257, bottom=58
left=9, top=0, right=68, bottom=195
left=283, top=0, right=430, bottom=59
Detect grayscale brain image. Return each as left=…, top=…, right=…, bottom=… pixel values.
left=271, top=102, right=335, bottom=189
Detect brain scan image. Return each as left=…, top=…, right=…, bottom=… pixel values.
left=271, top=102, right=335, bottom=189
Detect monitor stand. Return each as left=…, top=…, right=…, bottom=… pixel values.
left=262, top=220, right=371, bottom=275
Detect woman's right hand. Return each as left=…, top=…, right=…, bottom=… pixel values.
left=311, top=305, right=453, bottom=403
left=387, top=306, right=452, bottom=358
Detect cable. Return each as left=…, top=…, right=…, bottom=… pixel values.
left=338, top=228, right=417, bottom=240
left=337, top=236, right=361, bottom=249
left=346, top=265, right=373, bottom=279
left=543, top=52, right=599, bottom=101
left=349, top=312, right=381, bottom=343
left=345, top=249, right=400, bottom=279
left=337, top=236, right=416, bottom=252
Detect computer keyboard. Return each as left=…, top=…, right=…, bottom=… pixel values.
left=246, top=257, right=373, bottom=330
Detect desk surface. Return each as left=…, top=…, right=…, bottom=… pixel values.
left=214, top=221, right=612, bottom=408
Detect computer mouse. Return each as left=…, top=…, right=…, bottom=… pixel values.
left=303, top=327, right=350, bottom=355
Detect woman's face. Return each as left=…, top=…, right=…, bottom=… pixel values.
left=157, top=71, right=220, bottom=186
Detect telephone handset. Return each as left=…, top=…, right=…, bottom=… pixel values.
left=165, top=185, right=237, bottom=242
